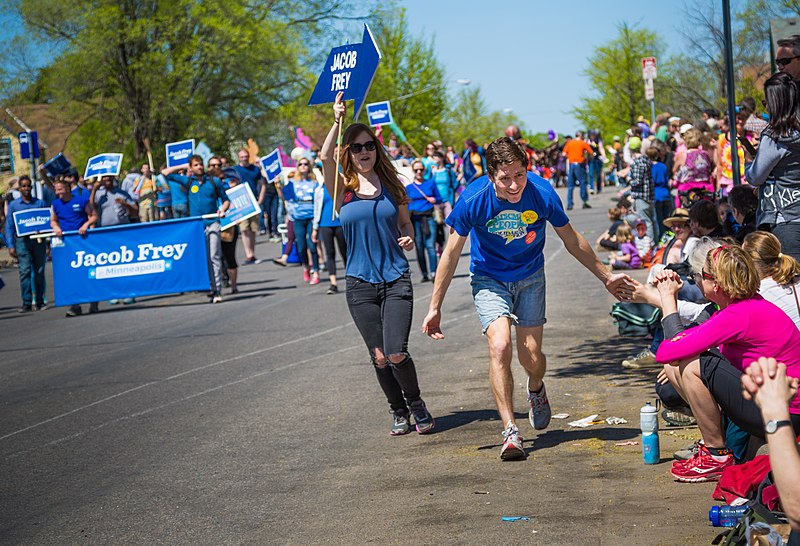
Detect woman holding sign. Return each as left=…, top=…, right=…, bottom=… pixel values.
left=318, top=91, right=435, bottom=436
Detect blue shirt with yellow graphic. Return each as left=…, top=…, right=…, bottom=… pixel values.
left=446, top=172, right=569, bottom=282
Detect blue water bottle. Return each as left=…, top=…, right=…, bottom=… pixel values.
left=640, top=402, right=660, bottom=464
left=708, top=505, right=748, bottom=527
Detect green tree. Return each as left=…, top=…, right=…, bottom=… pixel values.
left=441, top=86, right=523, bottom=150
left=5, top=0, right=367, bottom=167
left=573, top=23, right=667, bottom=138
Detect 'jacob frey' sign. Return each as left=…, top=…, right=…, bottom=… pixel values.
left=165, top=139, right=195, bottom=168
left=51, top=218, right=210, bottom=306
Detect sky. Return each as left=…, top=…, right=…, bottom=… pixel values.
left=398, top=0, right=689, bottom=135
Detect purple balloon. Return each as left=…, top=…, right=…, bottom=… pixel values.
left=547, top=130, right=556, bottom=141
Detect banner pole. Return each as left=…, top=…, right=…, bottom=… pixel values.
left=333, top=118, right=343, bottom=221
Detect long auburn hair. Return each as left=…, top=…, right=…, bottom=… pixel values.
left=339, top=123, right=408, bottom=206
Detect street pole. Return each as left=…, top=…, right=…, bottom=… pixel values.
left=723, top=0, right=741, bottom=186
left=650, top=99, right=656, bottom=128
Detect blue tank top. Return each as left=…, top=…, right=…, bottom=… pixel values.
left=51, top=191, right=90, bottom=232
left=319, top=186, right=340, bottom=228
left=339, top=185, right=409, bottom=283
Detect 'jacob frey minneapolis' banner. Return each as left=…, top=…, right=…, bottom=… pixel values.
left=51, top=218, right=210, bottom=306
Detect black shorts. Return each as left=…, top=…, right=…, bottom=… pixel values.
left=699, top=349, right=800, bottom=440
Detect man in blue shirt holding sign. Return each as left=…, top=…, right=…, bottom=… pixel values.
left=4, top=176, right=48, bottom=312
left=162, top=154, right=230, bottom=303
left=422, top=137, right=634, bottom=460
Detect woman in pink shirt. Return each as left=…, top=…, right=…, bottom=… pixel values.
left=654, top=245, right=800, bottom=482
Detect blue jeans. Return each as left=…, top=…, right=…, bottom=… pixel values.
left=172, top=203, right=189, bottom=218
left=470, top=267, right=547, bottom=334
left=293, top=217, right=319, bottom=271
left=411, top=214, right=438, bottom=277
left=588, top=158, right=603, bottom=192
left=262, top=192, right=281, bottom=237
left=567, top=163, right=588, bottom=208
left=16, top=237, right=47, bottom=306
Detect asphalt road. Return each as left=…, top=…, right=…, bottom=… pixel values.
left=1, top=188, right=719, bottom=545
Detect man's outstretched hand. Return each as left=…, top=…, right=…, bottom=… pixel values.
left=605, top=272, right=636, bottom=301
left=422, top=309, right=445, bottom=340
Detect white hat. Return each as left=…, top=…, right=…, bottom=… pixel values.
left=668, top=116, right=681, bottom=123
left=679, top=123, right=694, bottom=135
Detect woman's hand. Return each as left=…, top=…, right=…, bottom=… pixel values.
left=654, top=269, right=683, bottom=296
left=311, top=229, right=319, bottom=244
left=333, top=91, right=346, bottom=123
left=742, top=357, right=799, bottom=414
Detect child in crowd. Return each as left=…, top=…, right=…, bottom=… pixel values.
left=648, top=144, right=672, bottom=243
left=608, top=224, right=642, bottom=269
left=596, top=207, right=624, bottom=250
left=634, top=219, right=653, bottom=262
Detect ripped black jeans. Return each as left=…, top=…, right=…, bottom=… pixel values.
left=346, top=272, right=421, bottom=412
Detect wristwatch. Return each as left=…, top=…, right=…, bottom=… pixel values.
left=765, top=419, right=792, bottom=434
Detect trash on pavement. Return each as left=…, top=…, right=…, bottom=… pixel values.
left=606, top=416, right=628, bottom=425
left=502, top=516, right=530, bottom=522
left=552, top=413, right=570, bottom=419
left=568, top=414, right=599, bottom=428
left=615, top=441, right=639, bottom=446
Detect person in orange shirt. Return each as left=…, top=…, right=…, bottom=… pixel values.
left=561, top=131, right=594, bottom=210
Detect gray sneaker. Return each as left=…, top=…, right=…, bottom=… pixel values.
left=527, top=378, right=551, bottom=430
left=662, top=407, right=697, bottom=427
left=409, top=399, right=435, bottom=434
left=622, top=349, right=659, bottom=369
left=674, top=440, right=703, bottom=461
left=390, top=409, right=411, bottom=436
left=500, top=421, right=525, bottom=460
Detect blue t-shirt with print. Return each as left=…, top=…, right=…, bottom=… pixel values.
left=446, top=172, right=569, bottom=282
left=283, top=179, right=316, bottom=220
left=51, top=191, right=91, bottom=232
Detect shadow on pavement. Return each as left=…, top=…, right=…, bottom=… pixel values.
left=552, top=335, right=659, bottom=386
left=431, top=408, right=500, bottom=433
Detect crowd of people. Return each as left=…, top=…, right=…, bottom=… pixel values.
left=2, top=35, right=800, bottom=541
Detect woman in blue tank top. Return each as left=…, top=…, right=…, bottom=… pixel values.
left=319, top=91, right=435, bottom=436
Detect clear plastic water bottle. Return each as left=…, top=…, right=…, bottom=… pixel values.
left=708, top=505, right=748, bottom=527
left=640, top=402, right=660, bottom=464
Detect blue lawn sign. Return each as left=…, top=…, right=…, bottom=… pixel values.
left=195, top=141, right=213, bottom=166
left=42, top=153, right=72, bottom=177
left=50, top=218, right=210, bottom=306
left=308, top=24, right=382, bottom=120
left=366, top=101, right=393, bottom=126
left=260, top=148, right=282, bottom=182
left=12, top=208, right=52, bottom=237
left=165, top=139, right=195, bottom=168
left=85, top=153, right=123, bottom=179
left=18, top=131, right=40, bottom=159
left=220, top=183, right=260, bottom=231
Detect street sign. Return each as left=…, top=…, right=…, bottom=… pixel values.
left=641, top=57, right=657, bottom=80
left=18, top=132, right=40, bottom=159
left=644, top=79, right=655, bottom=101
left=366, top=101, right=393, bottom=126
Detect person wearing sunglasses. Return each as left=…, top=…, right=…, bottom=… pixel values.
left=777, top=35, right=800, bottom=82
left=406, top=159, right=443, bottom=283
left=654, top=244, right=800, bottom=482
left=745, top=71, right=800, bottom=261
left=318, top=91, right=435, bottom=436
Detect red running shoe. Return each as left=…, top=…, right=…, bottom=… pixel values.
left=670, top=445, right=733, bottom=482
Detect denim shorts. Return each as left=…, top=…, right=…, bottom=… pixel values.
left=470, top=267, right=546, bottom=334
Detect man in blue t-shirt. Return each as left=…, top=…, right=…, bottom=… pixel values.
left=162, top=154, right=230, bottom=303
left=422, top=137, right=634, bottom=461
left=50, top=179, right=99, bottom=317
left=234, top=148, right=266, bottom=264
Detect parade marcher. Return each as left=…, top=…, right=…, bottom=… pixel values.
left=91, top=175, right=139, bottom=305
left=311, top=165, right=347, bottom=295
left=422, top=137, right=632, bottom=459
left=461, top=139, right=487, bottom=185
left=50, top=179, right=98, bottom=316
left=430, top=151, right=459, bottom=217
left=406, top=159, right=443, bottom=282
left=220, top=167, right=242, bottom=294
left=129, top=163, right=158, bottom=222
left=234, top=148, right=266, bottom=264
left=162, top=155, right=230, bottom=303
left=320, top=91, right=435, bottom=436
left=282, top=159, right=320, bottom=285
left=168, top=160, right=191, bottom=219
left=4, top=176, right=48, bottom=312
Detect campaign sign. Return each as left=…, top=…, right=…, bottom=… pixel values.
left=366, top=101, right=393, bottom=126
left=85, top=153, right=123, bottom=179
left=260, top=148, right=282, bottom=182
left=12, top=208, right=52, bottom=237
left=308, top=24, right=382, bottom=119
left=165, top=139, right=195, bottom=168
left=219, top=184, right=260, bottom=231
left=43, top=153, right=72, bottom=177
left=50, top=218, right=210, bottom=306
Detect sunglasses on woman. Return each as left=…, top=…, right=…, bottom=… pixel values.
left=349, top=141, right=377, bottom=153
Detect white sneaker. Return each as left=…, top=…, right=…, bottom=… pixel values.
left=622, top=349, right=658, bottom=369
left=500, top=421, right=525, bottom=460
left=212, top=294, right=223, bottom=304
